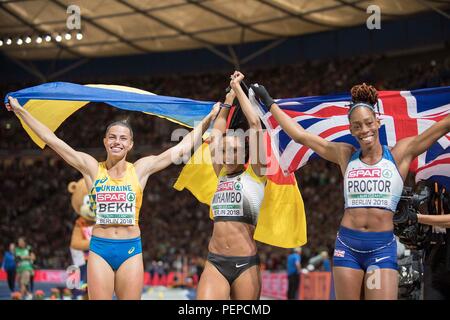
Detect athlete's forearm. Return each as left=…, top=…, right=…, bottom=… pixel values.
left=417, top=213, right=450, bottom=227
left=14, top=107, right=58, bottom=144
left=270, top=103, right=305, bottom=143
left=233, top=83, right=260, bottom=128
left=212, top=107, right=230, bottom=135
left=179, top=110, right=215, bottom=153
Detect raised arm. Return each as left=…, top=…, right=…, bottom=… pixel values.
left=230, top=71, right=266, bottom=177
left=6, top=97, right=98, bottom=183
left=250, top=84, right=354, bottom=172
left=392, top=115, right=450, bottom=178
left=209, top=89, right=235, bottom=176
left=134, top=103, right=221, bottom=187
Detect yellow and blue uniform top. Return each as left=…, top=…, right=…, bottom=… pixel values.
left=89, top=162, right=143, bottom=225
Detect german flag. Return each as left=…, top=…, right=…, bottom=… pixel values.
left=174, top=107, right=307, bottom=248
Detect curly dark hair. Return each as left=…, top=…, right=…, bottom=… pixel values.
left=350, top=83, right=378, bottom=105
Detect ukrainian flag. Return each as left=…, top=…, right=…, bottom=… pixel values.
left=5, top=82, right=214, bottom=148
left=5, top=82, right=307, bottom=247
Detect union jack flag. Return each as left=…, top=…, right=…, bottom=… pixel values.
left=334, top=249, right=346, bottom=258
left=250, top=86, right=450, bottom=188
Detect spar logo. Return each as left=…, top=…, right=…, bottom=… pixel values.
left=97, top=192, right=126, bottom=202
left=382, top=169, right=393, bottom=179
left=127, top=192, right=136, bottom=202
left=234, top=181, right=242, bottom=191
left=348, top=168, right=381, bottom=179
left=217, top=181, right=234, bottom=192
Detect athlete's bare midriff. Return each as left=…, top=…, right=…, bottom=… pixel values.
left=340, top=207, right=394, bottom=232
left=92, top=224, right=141, bottom=239
left=208, top=221, right=257, bottom=256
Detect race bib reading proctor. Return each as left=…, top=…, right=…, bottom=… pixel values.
left=346, top=167, right=394, bottom=209
left=95, top=186, right=136, bottom=225
left=211, top=179, right=244, bottom=218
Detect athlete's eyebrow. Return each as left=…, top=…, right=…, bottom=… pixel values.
left=352, top=117, right=373, bottom=124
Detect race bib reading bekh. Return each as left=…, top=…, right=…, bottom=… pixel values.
left=211, top=178, right=244, bottom=218
left=96, top=186, right=136, bottom=225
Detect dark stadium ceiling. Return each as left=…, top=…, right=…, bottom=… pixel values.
left=0, top=0, right=449, bottom=61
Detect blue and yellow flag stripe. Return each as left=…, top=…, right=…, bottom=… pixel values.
left=5, top=82, right=215, bottom=148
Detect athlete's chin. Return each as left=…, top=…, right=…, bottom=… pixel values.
left=224, top=164, right=241, bottom=174
left=358, top=137, right=377, bottom=148
left=108, top=151, right=127, bottom=159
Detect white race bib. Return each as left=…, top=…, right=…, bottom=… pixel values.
left=211, top=179, right=244, bottom=218
left=95, top=191, right=136, bottom=225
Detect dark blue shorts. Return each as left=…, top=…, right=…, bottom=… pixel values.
left=333, top=226, right=398, bottom=271
left=89, top=236, right=142, bottom=271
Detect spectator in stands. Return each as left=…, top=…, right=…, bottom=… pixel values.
left=15, top=237, right=35, bottom=299
left=1, top=243, right=16, bottom=292
left=1, top=51, right=449, bottom=275
left=286, top=247, right=302, bottom=300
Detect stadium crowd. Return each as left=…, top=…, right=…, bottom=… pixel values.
left=1, top=49, right=449, bottom=274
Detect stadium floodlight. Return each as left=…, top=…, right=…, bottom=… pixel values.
left=45, top=35, right=52, bottom=42
left=76, top=32, right=83, bottom=40
left=36, top=36, right=43, bottom=44
left=65, top=33, right=72, bottom=41
left=17, top=38, right=23, bottom=45
left=0, top=40, right=3, bottom=47
left=55, top=34, right=62, bottom=42
left=25, top=36, right=32, bottom=44
left=6, top=38, right=12, bottom=45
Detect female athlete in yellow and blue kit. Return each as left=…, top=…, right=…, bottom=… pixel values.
left=6, top=96, right=219, bottom=299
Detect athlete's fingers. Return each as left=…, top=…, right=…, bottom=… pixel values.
left=7, top=96, right=21, bottom=110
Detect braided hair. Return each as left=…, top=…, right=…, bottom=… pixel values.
left=348, top=83, right=379, bottom=119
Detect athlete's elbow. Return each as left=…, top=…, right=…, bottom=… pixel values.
left=43, top=133, right=60, bottom=147
left=292, top=134, right=305, bottom=145
left=248, top=118, right=261, bottom=129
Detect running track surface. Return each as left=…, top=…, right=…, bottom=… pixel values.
left=0, top=281, right=196, bottom=300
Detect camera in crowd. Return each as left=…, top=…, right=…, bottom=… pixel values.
left=394, top=180, right=450, bottom=299
left=393, top=182, right=433, bottom=249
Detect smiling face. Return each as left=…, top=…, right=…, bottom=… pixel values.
left=103, top=124, right=134, bottom=160
left=349, top=106, right=381, bottom=149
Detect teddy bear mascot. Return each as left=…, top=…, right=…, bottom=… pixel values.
left=68, top=178, right=95, bottom=299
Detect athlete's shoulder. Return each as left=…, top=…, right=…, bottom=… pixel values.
left=245, top=164, right=267, bottom=184
left=381, top=145, right=396, bottom=162
left=218, top=166, right=227, bottom=178
left=93, top=161, right=107, bottom=177
left=97, top=161, right=107, bottom=169
left=347, top=147, right=360, bottom=162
